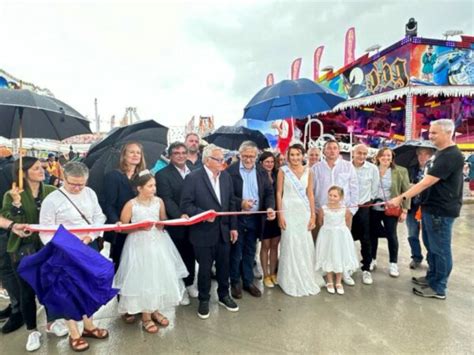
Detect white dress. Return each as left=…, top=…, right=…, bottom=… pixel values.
left=113, top=197, right=188, bottom=314
left=278, top=168, right=323, bottom=297
left=314, top=206, right=359, bottom=273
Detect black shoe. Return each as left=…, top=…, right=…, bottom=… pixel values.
left=243, top=284, right=262, bottom=297
left=231, top=283, right=242, bottom=299
left=1, top=312, right=24, bottom=334
left=0, top=305, right=12, bottom=321
left=197, top=301, right=210, bottom=320
left=218, top=296, right=239, bottom=312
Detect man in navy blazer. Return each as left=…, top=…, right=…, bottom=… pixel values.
left=156, top=142, right=197, bottom=305
left=180, top=144, right=239, bottom=319
left=227, top=141, right=275, bottom=298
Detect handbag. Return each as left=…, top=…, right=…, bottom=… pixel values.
left=58, top=190, right=104, bottom=251
left=379, top=172, right=402, bottom=218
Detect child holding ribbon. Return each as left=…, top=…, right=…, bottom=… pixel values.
left=113, top=170, right=188, bottom=334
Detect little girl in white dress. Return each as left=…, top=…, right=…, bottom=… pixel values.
left=114, top=171, right=188, bottom=333
left=314, top=186, right=359, bottom=295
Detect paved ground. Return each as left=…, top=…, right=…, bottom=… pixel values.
left=1, top=204, right=473, bottom=354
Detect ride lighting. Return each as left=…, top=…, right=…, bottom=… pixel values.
left=405, top=18, right=418, bottom=37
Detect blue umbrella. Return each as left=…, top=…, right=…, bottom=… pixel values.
left=243, top=78, right=345, bottom=121
left=18, top=226, right=118, bottom=321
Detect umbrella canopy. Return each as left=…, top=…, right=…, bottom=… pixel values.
left=243, top=78, right=345, bottom=121
left=0, top=89, right=91, bottom=140
left=203, top=125, right=269, bottom=151
left=84, top=120, right=168, bottom=196
left=393, top=140, right=437, bottom=168
left=18, top=226, right=118, bottom=321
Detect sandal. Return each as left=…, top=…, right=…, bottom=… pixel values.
left=151, top=312, right=169, bottom=327
left=82, top=327, right=109, bottom=339
left=121, top=313, right=137, bottom=324
left=142, top=320, right=159, bottom=334
left=69, top=336, right=89, bottom=352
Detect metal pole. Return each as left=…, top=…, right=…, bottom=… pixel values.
left=94, top=98, right=99, bottom=133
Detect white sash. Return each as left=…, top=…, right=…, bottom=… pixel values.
left=281, top=166, right=310, bottom=211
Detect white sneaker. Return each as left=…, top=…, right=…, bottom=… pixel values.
left=369, top=259, right=377, bottom=271
left=362, top=271, right=373, bottom=285
left=46, top=319, right=69, bottom=337
left=0, top=288, right=9, bottom=300
left=342, top=273, right=355, bottom=286
left=186, top=285, right=199, bottom=298
left=180, top=290, right=191, bottom=306
left=389, top=263, right=400, bottom=277
left=26, top=331, right=42, bottom=352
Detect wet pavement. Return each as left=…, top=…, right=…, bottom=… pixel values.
left=1, top=204, right=473, bottom=354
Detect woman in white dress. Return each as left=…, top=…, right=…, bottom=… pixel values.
left=276, top=144, right=322, bottom=297
left=114, top=171, right=188, bottom=334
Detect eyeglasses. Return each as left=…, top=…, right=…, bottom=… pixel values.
left=241, top=155, right=257, bottom=160
left=209, top=156, right=225, bottom=164
left=65, top=179, right=86, bottom=188
left=172, top=151, right=187, bottom=156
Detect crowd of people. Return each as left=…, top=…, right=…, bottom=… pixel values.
left=0, top=118, right=465, bottom=352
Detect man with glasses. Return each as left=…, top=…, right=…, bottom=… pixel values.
left=227, top=141, right=275, bottom=298
left=156, top=142, right=198, bottom=305
left=181, top=144, right=239, bottom=319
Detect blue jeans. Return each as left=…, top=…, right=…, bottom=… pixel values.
left=230, top=216, right=259, bottom=287
left=406, top=210, right=423, bottom=263
left=421, top=212, right=455, bottom=296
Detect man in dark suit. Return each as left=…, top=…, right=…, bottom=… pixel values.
left=156, top=142, right=197, bottom=305
left=181, top=144, right=239, bottom=319
left=228, top=141, right=275, bottom=298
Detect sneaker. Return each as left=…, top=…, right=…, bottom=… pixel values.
left=46, top=319, right=68, bottom=337
left=409, top=260, right=422, bottom=270
left=389, top=263, right=400, bottom=277
left=197, top=301, right=210, bottom=320
left=0, top=288, right=9, bottom=300
left=342, top=273, right=355, bottom=286
left=369, top=259, right=377, bottom=271
left=218, top=296, right=239, bottom=312
left=180, top=290, right=190, bottom=306
left=263, top=276, right=274, bottom=288
left=411, top=276, right=429, bottom=286
left=413, top=285, right=446, bottom=300
left=186, top=285, right=199, bottom=299
left=335, top=284, right=345, bottom=295
left=362, top=271, right=373, bottom=285
left=26, top=331, right=42, bottom=352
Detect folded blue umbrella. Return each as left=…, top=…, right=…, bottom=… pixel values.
left=18, top=225, right=118, bottom=321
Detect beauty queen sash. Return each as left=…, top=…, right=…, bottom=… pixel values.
left=281, top=166, right=310, bottom=212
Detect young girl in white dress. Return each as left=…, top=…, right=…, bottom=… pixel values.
left=314, top=186, right=359, bottom=295
left=114, top=171, right=188, bottom=333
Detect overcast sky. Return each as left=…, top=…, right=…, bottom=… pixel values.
left=1, top=0, right=472, bottom=131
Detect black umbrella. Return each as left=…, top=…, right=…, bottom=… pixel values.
left=203, top=126, right=269, bottom=151
left=0, top=88, right=91, bottom=188
left=84, top=120, right=168, bottom=196
left=393, top=140, right=437, bottom=168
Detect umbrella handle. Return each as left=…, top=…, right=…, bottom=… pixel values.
left=18, top=109, right=24, bottom=191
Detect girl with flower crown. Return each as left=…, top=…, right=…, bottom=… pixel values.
left=113, top=170, right=188, bottom=334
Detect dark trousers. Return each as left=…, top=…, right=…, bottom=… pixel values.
left=230, top=216, right=259, bottom=287
left=370, top=209, right=399, bottom=263
left=11, top=261, right=37, bottom=330
left=169, top=232, right=195, bottom=287
left=193, top=239, right=230, bottom=302
left=109, top=233, right=128, bottom=272
left=0, top=230, right=20, bottom=315
left=351, top=205, right=372, bottom=271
